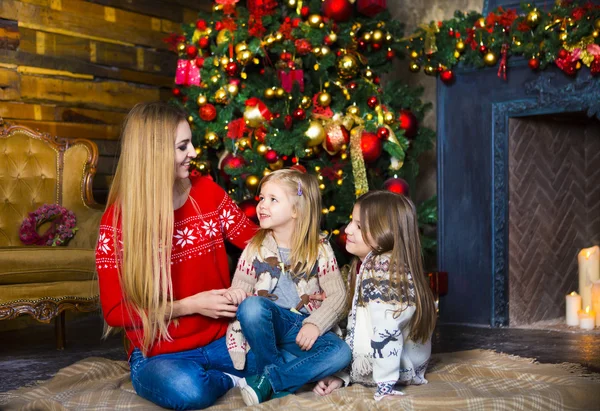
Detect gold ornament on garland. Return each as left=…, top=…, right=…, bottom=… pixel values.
left=317, top=92, right=332, bottom=107
left=204, top=131, right=219, bottom=147
left=409, top=62, right=421, bottom=72
left=383, top=111, right=395, bottom=125
left=305, top=121, right=325, bottom=147
left=226, top=83, right=239, bottom=96
left=526, top=9, right=541, bottom=26
left=594, top=18, right=600, bottom=31
left=372, top=30, right=384, bottom=44
left=308, top=14, right=323, bottom=28
left=245, top=175, right=260, bottom=189
left=455, top=41, right=466, bottom=53
left=177, top=43, right=186, bottom=54
left=216, top=29, right=232, bottom=46
left=409, top=50, right=419, bottom=59
left=256, top=143, right=268, bottom=155
left=235, top=42, right=248, bottom=54
left=269, top=159, right=284, bottom=171
left=264, top=88, right=276, bottom=99
left=197, top=95, right=207, bottom=106
left=336, top=51, right=360, bottom=79
left=563, top=35, right=597, bottom=66
left=237, top=50, right=253, bottom=65
left=424, top=64, right=436, bottom=75
left=214, top=89, right=228, bottom=104
left=484, top=52, right=497, bottom=66
left=237, top=137, right=250, bottom=151
left=300, top=95, right=312, bottom=109
left=419, top=22, right=440, bottom=55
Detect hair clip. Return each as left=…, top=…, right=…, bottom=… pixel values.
left=297, top=181, right=303, bottom=196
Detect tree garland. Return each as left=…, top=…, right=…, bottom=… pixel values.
left=19, top=204, right=78, bottom=246
left=404, top=1, right=600, bottom=83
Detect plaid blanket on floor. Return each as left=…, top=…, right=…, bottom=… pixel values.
left=1, top=350, right=599, bottom=410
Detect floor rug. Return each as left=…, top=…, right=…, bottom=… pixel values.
left=1, top=349, right=599, bottom=410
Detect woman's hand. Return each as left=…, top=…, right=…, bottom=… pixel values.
left=173, top=289, right=239, bottom=319
left=224, top=288, right=248, bottom=306
left=313, top=376, right=343, bottom=396
left=296, top=323, right=320, bottom=351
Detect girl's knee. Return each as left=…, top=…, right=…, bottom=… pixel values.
left=133, top=375, right=215, bottom=410
left=237, top=296, right=269, bottom=323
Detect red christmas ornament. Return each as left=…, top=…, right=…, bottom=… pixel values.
left=220, top=153, right=245, bottom=172
left=238, top=199, right=258, bottom=222
left=290, top=164, right=307, bottom=173
left=215, top=21, right=224, bottom=31
left=479, top=44, right=488, bottom=54
left=199, top=104, right=217, bottom=121
left=195, top=57, right=205, bottom=68
left=383, top=177, right=409, bottom=195
left=254, top=126, right=267, bottom=143
left=558, top=49, right=568, bottom=59
left=347, top=82, right=357, bottom=90
left=196, top=20, right=207, bottom=30
left=280, top=51, right=292, bottom=61
left=386, top=49, right=395, bottom=60
left=591, top=56, right=600, bottom=76
left=295, top=39, right=312, bottom=55
left=367, top=96, right=378, bottom=109
left=225, top=61, right=238, bottom=77
left=376, top=127, right=389, bottom=140
left=373, top=76, right=380, bottom=85
left=293, top=108, right=306, bottom=121
left=284, top=115, right=293, bottom=129
left=448, top=28, right=454, bottom=37
left=198, top=37, right=210, bottom=49
left=324, top=125, right=350, bottom=154
left=371, top=42, right=381, bottom=51
left=440, top=69, right=455, bottom=84
left=172, top=88, right=181, bottom=97
left=398, top=109, right=418, bottom=139
left=186, top=45, right=198, bottom=58
left=300, top=6, right=310, bottom=17
left=358, top=39, right=367, bottom=49
left=528, top=57, right=540, bottom=70
left=265, top=149, right=279, bottom=163
left=360, top=131, right=382, bottom=162
left=322, top=0, right=353, bottom=22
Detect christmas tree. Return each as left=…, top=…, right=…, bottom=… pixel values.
left=169, top=0, right=437, bottom=259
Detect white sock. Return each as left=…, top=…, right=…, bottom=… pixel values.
left=225, top=372, right=242, bottom=387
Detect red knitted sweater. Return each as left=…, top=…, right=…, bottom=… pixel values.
left=95, top=176, right=256, bottom=357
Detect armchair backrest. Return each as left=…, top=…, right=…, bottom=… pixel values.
left=0, top=125, right=100, bottom=247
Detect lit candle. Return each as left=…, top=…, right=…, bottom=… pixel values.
left=592, top=281, right=600, bottom=327
left=578, top=306, right=595, bottom=330
left=578, top=246, right=600, bottom=309
left=565, top=291, right=582, bottom=326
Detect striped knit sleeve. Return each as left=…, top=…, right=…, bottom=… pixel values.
left=230, top=246, right=257, bottom=295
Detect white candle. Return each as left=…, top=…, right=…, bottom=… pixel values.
left=578, top=246, right=600, bottom=309
left=565, top=291, right=582, bottom=326
left=592, top=281, right=600, bottom=327
left=578, top=306, right=596, bottom=330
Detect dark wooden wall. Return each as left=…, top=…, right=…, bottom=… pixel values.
left=0, top=0, right=210, bottom=202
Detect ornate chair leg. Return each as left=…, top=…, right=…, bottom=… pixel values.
left=55, top=311, right=66, bottom=350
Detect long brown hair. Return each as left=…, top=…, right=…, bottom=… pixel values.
left=247, top=168, right=322, bottom=276
left=105, top=101, right=187, bottom=354
left=348, top=190, right=436, bottom=343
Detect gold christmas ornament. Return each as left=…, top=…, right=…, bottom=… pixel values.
left=364, top=68, right=374, bottom=79
left=383, top=111, right=395, bottom=124
left=305, top=121, right=325, bottom=147
left=244, top=106, right=266, bottom=128
left=195, top=147, right=202, bottom=156
left=320, top=45, right=331, bottom=56
left=409, top=50, right=419, bottom=59
left=308, top=14, right=322, bottom=28
left=455, top=41, right=466, bottom=52
left=226, top=83, right=239, bottom=96
left=196, top=161, right=211, bottom=173
left=484, top=52, right=497, bottom=66
left=328, top=32, right=338, bottom=43
left=363, top=32, right=372, bottom=43
left=269, top=159, right=284, bottom=171
left=264, top=88, right=276, bottom=99
left=300, top=96, right=312, bottom=109
left=197, top=95, right=208, bottom=106
left=237, top=50, right=253, bottom=65
left=245, top=175, right=260, bottom=189
left=287, top=0, right=297, bottom=7
left=526, top=9, right=541, bottom=26
left=212, top=3, right=223, bottom=11
left=593, top=31, right=599, bottom=38
left=366, top=113, right=373, bottom=120
left=275, top=88, right=286, bottom=98
left=188, top=115, right=194, bottom=123
left=304, top=147, right=315, bottom=158
left=177, top=43, right=186, bottom=53
left=409, top=62, right=421, bottom=72
left=237, top=137, right=250, bottom=151
left=372, top=30, right=384, bottom=44
left=220, top=56, right=229, bottom=67
left=336, top=52, right=360, bottom=79
left=235, top=42, right=248, bottom=54
left=256, top=144, right=268, bottom=155
left=210, top=75, right=220, bottom=84
left=275, top=32, right=283, bottom=41
left=559, top=32, right=568, bottom=41
left=214, top=89, right=228, bottom=104
left=317, top=92, right=332, bottom=107
left=263, top=169, right=271, bottom=177
left=347, top=105, right=360, bottom=116
left=385, top=33, right=393, bottom=43
left=204, top=131, right=219, bottom=147
left=424, top=65, right=436, bottom=75
left=216, top=29, right=232, bottom=46
left=594, top=18, right=600, bottom=31
left=454, top=51, right=461, bottom=59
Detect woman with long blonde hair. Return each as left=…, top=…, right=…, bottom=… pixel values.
left=96, top=101, right=258, bottom=410
left=313, top=190, right=436, bottom=401
left=222, top=168, right=351, bottom=406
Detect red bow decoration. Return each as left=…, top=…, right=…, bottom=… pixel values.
left=175, top=59, right=200, bottom=86
left=497, top=43, right=508, bottom=81
left=245, top=97, right=274, bottom=121
left=277, top=69, right=304, bottom=93
left=247, top=0, right=277, bottom=37
left=227, top=118, right=248, bottom=139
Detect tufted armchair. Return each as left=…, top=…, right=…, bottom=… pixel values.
left=0, top=124, right=103, bottom=349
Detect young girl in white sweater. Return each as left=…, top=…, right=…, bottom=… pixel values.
left=313, top=190, right=437, bottom=401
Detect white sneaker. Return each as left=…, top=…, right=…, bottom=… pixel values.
left=225, top=372, right=242, bottom=387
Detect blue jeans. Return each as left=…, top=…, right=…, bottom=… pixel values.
left=237, top=296, right=351, bottom=394
left=129, top=336, right=258, bottom=410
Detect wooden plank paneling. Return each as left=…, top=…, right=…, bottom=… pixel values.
left=0, top=101, right=126, bottom=124
left=0, top=67, right=21, bottom=99
left=20, top=74, right=160, bottom=110
left=0, top=18, right=19, bottom=50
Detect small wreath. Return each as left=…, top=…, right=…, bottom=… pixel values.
left=19, top=204, right=78, bottom=246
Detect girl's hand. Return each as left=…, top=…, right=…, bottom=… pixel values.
left=296, top=323, right=320, bottom=351
left=309, top=291, right=326, bottom=302
left=313, top=376, right=343, bottom=396
left=180, top=289, right=238, bottom=319
left=224, top=288, right=248, bottom=305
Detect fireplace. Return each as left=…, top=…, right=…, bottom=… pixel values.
left=436, top=56, right=600, bottom=326
left=507, top=114, right=600, bottom=326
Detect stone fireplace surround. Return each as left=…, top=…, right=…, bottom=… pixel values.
left=435, top=0, right=600, bottom=327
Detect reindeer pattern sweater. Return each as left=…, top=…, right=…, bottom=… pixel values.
left=226, top=232, right=346, bottom=370
left=341, top=252, right=432, bottom=400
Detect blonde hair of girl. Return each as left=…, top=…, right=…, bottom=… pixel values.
left=105, top=101, right=187, bottom=354
left=248, top=168, right=322, bottom=277
left=348, top=190, right=436, bottom=343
